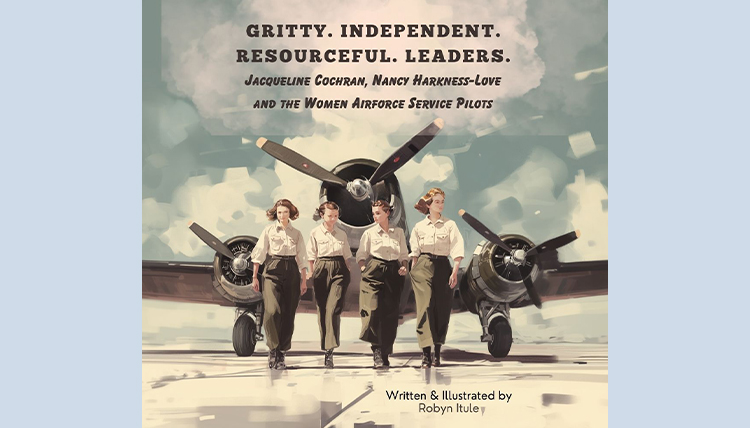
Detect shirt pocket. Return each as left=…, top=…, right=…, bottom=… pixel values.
left=392, top=238, right=401, bottom=254
left=435, top=232, right=450, bottom=253
left=270, top=236, right=285, bottom=253
left=332, top=238, right=343, bottom=254
left=317, top=239, right=330, bottom=255
left=372, top=238, right=383, bottom=252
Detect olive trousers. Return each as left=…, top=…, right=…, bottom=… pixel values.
left=410, top=254, right=452, bottom=348
left=262, top=257, right=301, bottom=351
left=312, top=256, right=350, bottom=351
left=359, top=258, right=403, bottom=356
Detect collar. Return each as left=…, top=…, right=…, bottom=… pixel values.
left=376, top=224, right=394, bottom=235
left=425, top=215, right=445, bottom=225
left=275, top=220, right=293, bottom=231
left=319, top=223, right=336, bottom=234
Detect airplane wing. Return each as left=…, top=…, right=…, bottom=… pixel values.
left=537, top=260, right=608, bottom=302
left=142, top=260, right=231, bottom=306
left=143, top=260, right=320, bottom=311
left=451, top=259, right=608, bottom=311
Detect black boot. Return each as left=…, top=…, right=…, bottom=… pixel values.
left=268, top=349, right=277, bottom=369
left=434, top=344, right=442, bottom=367
left=421, top=347, right=432, bottom=369
left=324, top=349, right=334, bottom=369
left=373, top=346, right=384, bottom=369
left=382, top=352, right=391, bottom=368
left=275, top=351, right=286, bottom=370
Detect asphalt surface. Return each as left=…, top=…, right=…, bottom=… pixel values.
left=143, top=342, right=607, bottom=428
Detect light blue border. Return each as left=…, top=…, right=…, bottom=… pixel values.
left=2, top=1, right=141, bottom=427
left=610, top=1, right=749, bottom=427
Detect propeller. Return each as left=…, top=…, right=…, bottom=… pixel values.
left=507, top=263, right=543, bottom=309
left=255, top=137, right=348, bottom=187
left=525, top=230, right=580, bottom=257
left=458, top=209, right=581, bottom=309
left=188, top=221, right=236, bottom=259
left=368, top=118, right=444, bottom=184
left=255, top=118, right=444, bottom=200
left=458, top=209, right=514, bottom=254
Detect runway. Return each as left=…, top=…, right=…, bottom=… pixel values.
left=142, top=342, right=607, bottom=428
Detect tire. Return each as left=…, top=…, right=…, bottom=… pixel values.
left=488, top=316, right=513, bottom=358
left=232, top=315, right=257, bottom=357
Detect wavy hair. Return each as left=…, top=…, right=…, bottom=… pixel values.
left=414, top=187, right=446, bottom=215
left=266, top=199, right=300, bottom=221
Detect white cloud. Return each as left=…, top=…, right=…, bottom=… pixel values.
left=473, top=148, right=607, bottom=261
left=565, top=170, right=608, bottom=260
left=161, top=0, right=545, bottom=136
left=151, top=168, right=273, bottom=258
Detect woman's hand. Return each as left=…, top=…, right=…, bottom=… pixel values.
left=448, top=271, right=458, bottom=289
left=252, top=277, right=260, bottom=292
left=300, top=277, right=308, bottom=295
left=398, top=266, right=407, bottom=276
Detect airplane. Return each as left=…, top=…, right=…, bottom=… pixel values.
left=142, top=118, right=608, bottom=358
left=457, top=209, right=607, bottom=357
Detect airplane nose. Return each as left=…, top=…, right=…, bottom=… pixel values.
left=346, top=178, right=373, bottom=201
left=231, top=257, right=249, bottom=275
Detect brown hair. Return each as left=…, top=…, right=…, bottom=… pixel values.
left=372, top=199, right=393, bottom=218
left=414, top=188, right=446, bottom=214
left=266, top=199, right=300, bottom=221
left=317, top=201, right=341, bottom=217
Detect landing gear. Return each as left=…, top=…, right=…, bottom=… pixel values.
left=488, top=317, right=512, bottom=358
left=232, top=306, right=264, bottom=357
left=477, top=300, right=513, bottom=358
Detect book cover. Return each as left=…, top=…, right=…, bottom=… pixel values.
left=142, top=0, right=608, bottom=426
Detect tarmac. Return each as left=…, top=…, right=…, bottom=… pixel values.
left=142, top=341, right=608, bottom=428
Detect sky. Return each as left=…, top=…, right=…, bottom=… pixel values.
left=142, top=0, right=608, bottom=264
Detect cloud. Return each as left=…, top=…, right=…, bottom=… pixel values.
left=565, top=170, right=608, bottom=260
left=472, top=148, right=607, bottom=261
left=161, top=0, right=545, bottom=136
left=144, top=168, right=275, bottom=259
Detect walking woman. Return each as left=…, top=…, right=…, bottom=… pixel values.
left=307, top=201, right=352, bottom=368
left=409, top=188, right=464, bottom=368
left=250, top=199, right=308, bottom=370
left=356, top=200, right=409, bottom=369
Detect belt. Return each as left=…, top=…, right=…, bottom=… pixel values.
left=317, top=256, right=345, bottom=261
left=372, top=256, right=399, bottom=264
left=270, top=255, right=296, bottom=260
left=420, top=253, right=449, bottom=261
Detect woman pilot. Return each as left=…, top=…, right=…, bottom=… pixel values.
left=356, top=200, right=409, bottom=369
left=306, top=201, right=352, bottom=369
left=250, top=199, right=308, bottom=370
left=409, top=188, right=464, bottom=368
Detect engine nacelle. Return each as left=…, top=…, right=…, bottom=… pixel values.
left=211, top=235, right=264, bottom=305
left=459, top=234, right=540, bottom=314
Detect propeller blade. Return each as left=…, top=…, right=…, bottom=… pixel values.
left=188, top=222, right=236, bottom=259
left=368, top=118, right=444, bottom=184
left=526, top=230, right=581, bottom=257
left=458, top=209, right=514, bottom=254
left=508, top=263, right=542, bottom=309
left=256, top=138, right=348, bottom=187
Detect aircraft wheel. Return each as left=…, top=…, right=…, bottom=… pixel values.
left=233, top=315, right=257, bottom=357
left=488, top=316, right=512, bottom=358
